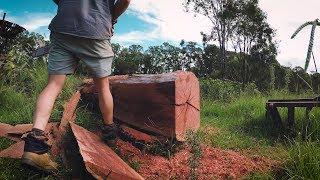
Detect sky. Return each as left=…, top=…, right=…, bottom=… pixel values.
left=1, top=0, right=320, bottom=71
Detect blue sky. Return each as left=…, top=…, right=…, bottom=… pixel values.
left=0, top=0, right=164, bottom=48
left=1, top=0, right=320, bottom=70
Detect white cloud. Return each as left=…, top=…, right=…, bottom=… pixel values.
left=259, top=0, right=320, bottom=70
left=4, top=0, right=319, bottom=70
left=2, top=12, right=54, bottom=32
left=115, top=0, right=211, bottom=44
left=22, top=15, right=53, bottom=31
left=2, top=12, right=54, bottom=40
left=120, top=0, right=320, bottom=70
left=113, top=29, right=159, bottom=44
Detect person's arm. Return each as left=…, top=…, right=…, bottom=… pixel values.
left=112, top=0, right=131, bottom=22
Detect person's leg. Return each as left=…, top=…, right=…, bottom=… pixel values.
left=77, top=38, right=115, bottom=145
left=93, top=77, right=114, bottom=125
left=33, top=75, right=66, bottom=130
left=22, top=75, right=66, bottom=173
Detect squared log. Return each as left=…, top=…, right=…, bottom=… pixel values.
left=81, top=71, right=200, bottom=141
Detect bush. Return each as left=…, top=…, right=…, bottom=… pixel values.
left=200, top=78, right=260, bottom=101
left=1, top=32, right=47, bottom=92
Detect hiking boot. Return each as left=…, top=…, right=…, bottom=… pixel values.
left=21, top=152, right=58, bottom=173
left=21, top=128, right=58, bottom=173
left=101, top=123, right=118, bottom=147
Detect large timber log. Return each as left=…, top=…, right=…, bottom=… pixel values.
left=80, top=71, right=200, bottom=141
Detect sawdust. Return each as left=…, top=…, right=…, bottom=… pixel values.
left=116, top=140, right=278, bottom=180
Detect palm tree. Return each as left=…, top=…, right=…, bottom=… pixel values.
left=291, top=19, right=320, bottom=71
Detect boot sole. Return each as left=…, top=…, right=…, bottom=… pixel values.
left=21, top=158, right=57, bottom=175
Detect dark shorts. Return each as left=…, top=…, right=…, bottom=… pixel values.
left=48, top=32, right=114, bottom=78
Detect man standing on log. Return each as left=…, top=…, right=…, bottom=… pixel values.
left=21, top=0, right=131, bottom=173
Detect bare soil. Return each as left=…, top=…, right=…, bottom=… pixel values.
left=116, top=140, right=278, bottom=180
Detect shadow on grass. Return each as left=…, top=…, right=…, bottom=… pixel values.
left=236, top=115, right=286, bottom=145
left=238, top=108, right=320, bottom=144
left=75, top=95, right=104, bottom=132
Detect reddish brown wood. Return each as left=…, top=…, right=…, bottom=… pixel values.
left=70, top=122, right=144, bottom=180
left=81, top=71, right=200, bottom=141
left=0, top=123, right=59, bottom=159
left=53, top=91, right=81, bottom=159
left=0, top=122, right=58, bottom=141
left=59, top=91, right=81, bottom=133
left=0, top=123, right=13, bottom=137
left=120, top=125, right=159, bottom=143
left=0, top=141, right=24, bottom=159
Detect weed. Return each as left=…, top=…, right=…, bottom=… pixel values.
left=200, top=78, right=260, bottom=102
left=186, top=131, right=202, bottom=180
left=147, top=138, right=181, bottom=159
left=282, top=140, right=320, bottom=180
left=0, top=137, right=15, bottom=151
left=130, top=160, right=141, bottom=171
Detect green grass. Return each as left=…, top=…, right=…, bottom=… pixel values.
left=75, top=106, right=104, bottom=131
left=283, top=141, right=320, bottom=179
left=187, top=131, right=202, bottom=180
left=0, top=86, right=34, bottom=124
left=199, top=91, right=320, bottom=179
left=200, top=95, right=280, bottom=150
left=129, top=160, right=141, bottom=171
left=1, top=67, right=320, bottom=179
left=0, top=64, right=84, bottom=179
left=0, top=65, right=82, bottom=124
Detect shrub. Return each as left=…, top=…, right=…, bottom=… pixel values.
left=200, top=78, right=260, bottom=101
left=1, top=32, right=47, bottom=92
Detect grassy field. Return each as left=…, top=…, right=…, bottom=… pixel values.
left=199, top=92, right=320, bottom=179
left=1, top=66, right=320, bottom=179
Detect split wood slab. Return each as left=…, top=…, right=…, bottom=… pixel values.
left=70, top=122, right=144, bottom=180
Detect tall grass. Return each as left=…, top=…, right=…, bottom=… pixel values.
left=201, top=95, right=282, bottom=150
left=0, top=63, right=82, bottom=124
left=200, top=78, right=260, bottom=102
left=284, top=141, right=320, bottom=179
left=0, top=62, right=85, bottom=179
left=200, top=78, right=320, bottom=179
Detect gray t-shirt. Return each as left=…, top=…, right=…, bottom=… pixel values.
left=49, top=0, right=115, bottom=40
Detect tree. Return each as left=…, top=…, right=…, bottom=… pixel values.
left=197, top=44, right=221, bottom=77
left=161, top=43, right=183, bottom=72
left=291, top=18, right=320, bottom=71
left=1, top=32, right=47, bottom=92
left=113, top=45, right=144, bottom=75
left=185, top=0, right=237, bottom=78
left=180, top=40, right=203, bottom=72
left=230, top=0, right=277, bottom=85
left=143, top=43, right=184, bottom=73
left=290, top=66, right=313, bottom=92
left=143, top=46, right=166, bottom=74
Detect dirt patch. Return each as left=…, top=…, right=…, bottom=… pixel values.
left=200, top=126, right=220, bottom=135
left=116, top=140, right=278, bottom=180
